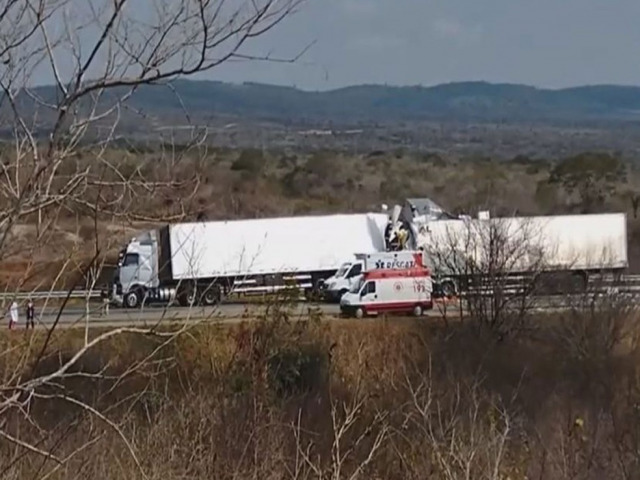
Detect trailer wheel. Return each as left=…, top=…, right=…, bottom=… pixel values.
left=440, top=280, right=457, bottom=298
left=354, top=307, right=364, bottom=319
left=571, top=271, right=588, bottom=292
left=203, top=288, right=219, bottom=306
left=413, top=305, right=423, bottom=317
left=125, top=290, right=141, bottom=309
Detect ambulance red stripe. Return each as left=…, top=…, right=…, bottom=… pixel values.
left=364, top=268, right=431, bottom=280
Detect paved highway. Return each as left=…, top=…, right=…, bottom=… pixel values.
left=28, top=302, right=337, bottom=328
left=20, top=301, right=459, bottom=329
left=11, top=292, right=636, bottom=330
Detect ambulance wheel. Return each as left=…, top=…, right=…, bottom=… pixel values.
left=354, top=307, right=364, bottom=319
left=413, top=305, right=423, bottom=317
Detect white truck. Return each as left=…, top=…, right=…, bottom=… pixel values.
left=385, top=198, right=629, bottom=296
left=110, top=213, right=389, bottom=308
left=320, top=251, right=425, bottom=302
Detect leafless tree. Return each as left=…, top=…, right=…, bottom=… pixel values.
left=0, top=0, right=305, bottom=476
left=422, top=216, right=547, bottom=337
left=392, top=363, right=513, bottom=480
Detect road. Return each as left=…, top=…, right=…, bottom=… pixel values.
left=24, top=301, right=456, bottom=329
left=29, top=302, right=338, bottom=328
left=14, top=292, right=634, bottom=329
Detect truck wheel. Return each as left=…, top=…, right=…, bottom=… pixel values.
left=355, top=307, right=364, bottom=319
left=440, top=280, right=457, bottom=298
left=571, top=271, right=588, bottom=292
left=125, top=291, right=140, bottom=309
left=203, top=288, right=219, bottom=306
left=413, top=305, right=423, bottom=317
left=186, top=289, right=198, bottom=306
left=178, top=286, right=197, bottom=307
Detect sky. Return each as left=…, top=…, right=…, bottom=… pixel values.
left=203, top=0, right=640, bottom=90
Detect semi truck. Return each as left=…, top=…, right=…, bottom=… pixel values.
left=110, top=213, right=389, bottom=308
left=385, top=198, right=628, bottom=295
left=320, top=251, right=425, bottom=302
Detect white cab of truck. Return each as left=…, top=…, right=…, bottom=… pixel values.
left=323, top=251, right=425, bottom=302
left=340, top=267, right=433, bottom=318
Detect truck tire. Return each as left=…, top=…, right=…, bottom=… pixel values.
left=354, top=307, right=364, bottom=319
left=571, top=271, right=588, bottom=292
left=125, top=290, right=141, bottom=309
left=413, top=305, right=423, bottom=317
left=177, top=286, right=197, bottom=307
left=203, top=288, right=219, bottom=306
left=440, top=280, right=457, bottom=298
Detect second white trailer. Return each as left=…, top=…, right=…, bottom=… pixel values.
left=408, top=212, right=628, bottom=295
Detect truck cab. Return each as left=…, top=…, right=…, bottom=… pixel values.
left=340, top=267, right=433, bottom=318
left=321, top=261, right=364, bottom=301
left=112, top=230, right=164, bottom=308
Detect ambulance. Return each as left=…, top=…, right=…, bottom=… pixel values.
left=339, top=267, right=433, bottom=318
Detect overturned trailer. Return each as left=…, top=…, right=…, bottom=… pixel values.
left=385, top=198, right=629, bottom=295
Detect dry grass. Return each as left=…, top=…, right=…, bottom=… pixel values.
left=2, top=303, right=640, bottom=479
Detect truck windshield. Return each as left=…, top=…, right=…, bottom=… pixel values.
left=336, top=263, right=351, bottom=277
left=349, top=277, right=363, bottom=293
left=347, top=263, right=362, bottom=278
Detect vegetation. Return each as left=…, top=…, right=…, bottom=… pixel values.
left=3, top=297, right=640, bottom=479
left=1, top=2, right=640, bottom=479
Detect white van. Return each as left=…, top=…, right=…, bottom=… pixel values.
left=322, top=251, right=425, bottom=302
left=340, top=268, right=433, bottom=318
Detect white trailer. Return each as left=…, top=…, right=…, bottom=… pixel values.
left=408, top=212, right=628, bottom=295
left=111, top=213, right=389, bottom=308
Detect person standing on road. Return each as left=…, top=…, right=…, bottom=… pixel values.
left=101, top=291, right=110, bottom=317
left=26, top=300, right=35, bottom=329
left=7, top=301, right=18, bottom=330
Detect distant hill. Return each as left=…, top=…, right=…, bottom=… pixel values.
left=122, top=80, right=640, bottom=124
left=12, top=79, right=640, bottom=126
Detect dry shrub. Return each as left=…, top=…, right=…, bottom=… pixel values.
left=7, top=300, right=640, bottom=479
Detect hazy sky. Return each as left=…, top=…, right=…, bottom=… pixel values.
left=204, top=0, right=640, bottom=90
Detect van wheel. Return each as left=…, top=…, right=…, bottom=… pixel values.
left=413, top=305, right=423, bottom=317
left=125, top=290, right=141, bottom=309
left=354, top=307, right=364, bottom=319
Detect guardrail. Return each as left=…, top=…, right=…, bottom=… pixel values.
left=3, top=274, right=640, bottom=303
left=462, top=273, right=640, bottom=297
left=0, top=290, right=102, bottom=300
